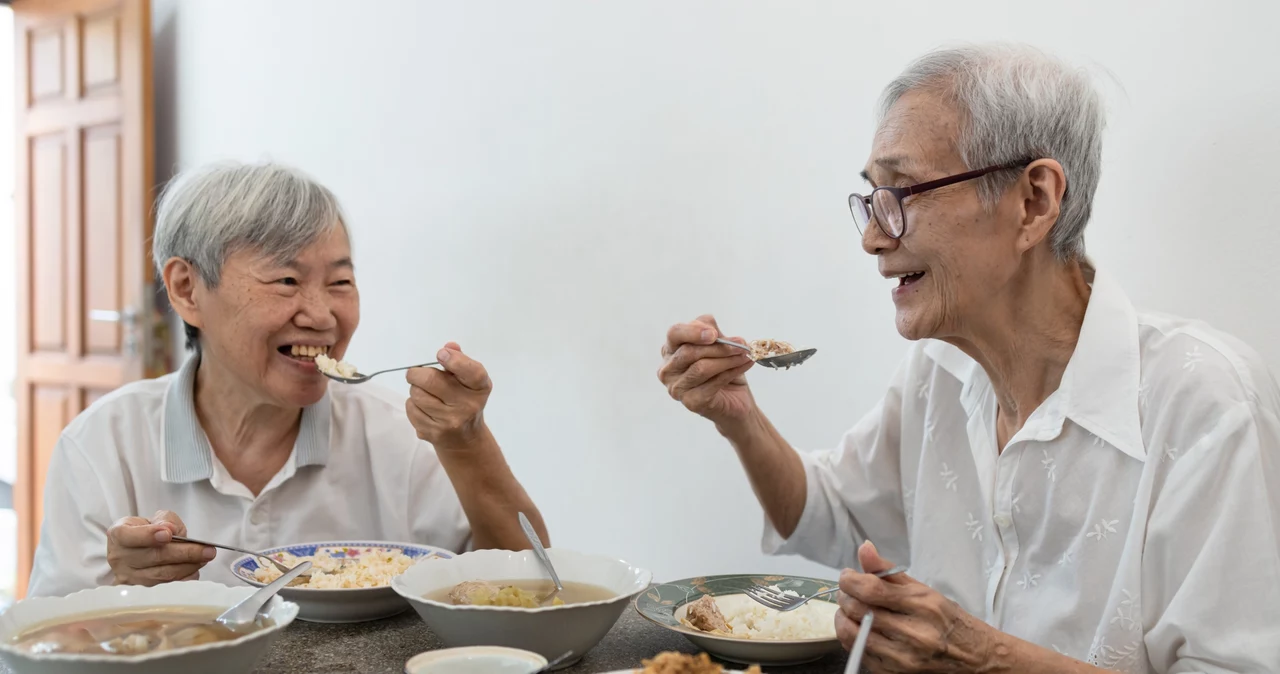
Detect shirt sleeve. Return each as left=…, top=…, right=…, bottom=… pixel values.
left=406, top=440, right=474, bottom=555
left=762, top=354, right=911, bottom=571
left=1141, top=399, right=1280, bottom=673
left=26, top=434, right=115, bottom=598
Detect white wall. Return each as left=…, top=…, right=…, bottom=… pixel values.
left=150, top=0, right=1280, bottom=581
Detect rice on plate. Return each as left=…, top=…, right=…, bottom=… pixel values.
left=254, top=547, right=414, bottom=589
left=711, top=592, right=837, bottom=640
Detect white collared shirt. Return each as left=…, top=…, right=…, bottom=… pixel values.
left=27, top=354, right=471, bottom=598
left=765, top=269, right=1280, bottom=673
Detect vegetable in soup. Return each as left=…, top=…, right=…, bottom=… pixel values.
left=432, top=579, right=615, bottom=607
left=10, top=606, right=272, bottom=655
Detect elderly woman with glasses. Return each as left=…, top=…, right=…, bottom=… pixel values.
left=658, top=44, right=1279, bottom=672
left=28, top=161, right=548, bottom=597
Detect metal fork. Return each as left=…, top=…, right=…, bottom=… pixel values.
left=172, top=535, right=315, bottom=578
left=744, top=565, right=907, bottom=612
left=845, top=610, right=874, bottom=674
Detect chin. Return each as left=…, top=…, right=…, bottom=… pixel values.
left=894, top=310, right=939, bottom=342
left=265, top=372, right=329, bottom=408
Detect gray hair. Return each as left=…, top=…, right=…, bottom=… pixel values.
left=877, top=43, right=1105, bottom=261
left=152, top=161, right=348, bottom=348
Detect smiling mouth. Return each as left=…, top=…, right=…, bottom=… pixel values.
left=888, top=271, right=927, bottom=287
left=278, top=345, right=330, bottom=362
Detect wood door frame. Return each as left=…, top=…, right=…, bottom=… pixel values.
left=12, top=0, right=157, bottom=597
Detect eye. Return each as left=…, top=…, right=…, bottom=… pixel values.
left=331, top=279, right=354, bottom=286
left=277, top=277, right=299, bottom=286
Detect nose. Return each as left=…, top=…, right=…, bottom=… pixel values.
left=861, top=216, right=899, bottom=256
left=293, top=288, right=338, bottom=331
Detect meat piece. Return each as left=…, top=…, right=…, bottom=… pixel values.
left=447, top=580, right=499, bottom=605
left=683, top=595, right=729, bottom=634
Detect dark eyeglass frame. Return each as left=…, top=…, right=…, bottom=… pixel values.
left=849, top=158, right=1037, bottom=239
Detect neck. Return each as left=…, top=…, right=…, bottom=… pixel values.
left=192, top=353, right=301, bottom=469
left=946, top=259, right=1091, bottom=444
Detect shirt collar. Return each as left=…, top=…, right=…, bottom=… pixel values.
left=922, top=264, right=1146, bottom=462
left=161, top=353, right=332, bottom=483
left=1056, top=265, right=1146, bottom=461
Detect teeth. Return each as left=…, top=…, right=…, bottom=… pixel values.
left=888, top=271, right=924, bottom=279
left=288, top=345, right=329, bottom=358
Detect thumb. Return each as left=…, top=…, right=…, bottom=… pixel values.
left=858, top=540, right=913, bottom=585
left=150, top=510, right=187, bottom=537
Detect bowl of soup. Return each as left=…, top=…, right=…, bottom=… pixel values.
left=392, top=548, right=651, bottom=670
left=0, top=581, right=297, bottom=674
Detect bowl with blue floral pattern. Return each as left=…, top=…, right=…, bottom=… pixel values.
left=634, top=574, right=843, bottom=666
left=231, top=540, right=453, bottom=623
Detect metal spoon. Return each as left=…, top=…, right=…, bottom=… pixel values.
left=319, top=361, right=441, bottom=384
left=531, top=651, right=575, bottom=672
left=717, top=338, right=818, bottom=370
left=517, top=512, right=563, bottom=606
left=216, top=560, right=312, bottom=629
left=844, top=610, right=874, bottom=674
left=172, top=535, right=324, bottom=580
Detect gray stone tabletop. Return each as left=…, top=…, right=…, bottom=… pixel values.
left=252, top=608, right=847, bottom=674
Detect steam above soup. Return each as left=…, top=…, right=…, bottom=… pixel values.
left=9, top=606, right=272, bottom=656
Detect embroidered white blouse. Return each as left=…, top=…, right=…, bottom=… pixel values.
left=765, top=269, right=1280, bottom=673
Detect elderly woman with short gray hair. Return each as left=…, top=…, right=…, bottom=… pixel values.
left=660, top=44, right=1279, bottom=672
left=28, top=161, right=548, bottom=597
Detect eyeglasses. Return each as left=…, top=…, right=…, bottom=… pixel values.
left=848, top=158, right=1036, bottom=239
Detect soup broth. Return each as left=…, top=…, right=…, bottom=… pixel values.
left=430, top=579, right=616, bottom=607
left=10, top=606, right=273, bottom=656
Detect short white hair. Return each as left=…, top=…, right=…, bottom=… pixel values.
left=152, top=161, right=347, bottom=347
left=877, top=43, right=1105, bottom=261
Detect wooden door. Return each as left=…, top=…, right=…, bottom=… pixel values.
left=12, top=0, right=165, bottom=598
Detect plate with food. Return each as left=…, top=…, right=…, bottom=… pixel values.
left=230, top=540, right=452, bottom=623
left=600, top=651, right=760, bottom=673
left=633, top=575, right=842, bottom=666
left=0, top=581, right=297, bottom=674
left=392, top=547, right=652, bottom=670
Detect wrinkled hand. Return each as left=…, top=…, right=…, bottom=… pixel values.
left=658, top=315, right=757, bottom=426
left=406, top=342, right=493, bottom=449
left=837, top=541, right=997, bottom=673
left=106, top=510, right=215, bottom=586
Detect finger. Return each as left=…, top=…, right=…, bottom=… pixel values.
left=664, top=342, right=753, bottom=377
left=150, top=510, right=188, bottom=537
left=180, top=572, right=201, bottom=582
left=109, top=518, right=173, bottom=548
left=837, top=591, right=870, bottom=621
left=840, top=567, right=913, bottom=612
left=405, top=399, right=442, bottom=439
left=862, top=628, right=919, bottom=673
left=662, top=317, right=722, bottom=355
left=139, top=542, right=216, bottom=568
left=835, top=609, right=859, bottom=651
left=858, top=540, right=913, bottom=585
left=435, top=346, right=491, bottom=391
left=408, top=382, right=449, bottom=412
left=407, top=368, right=460, bottom=403
left=671, top=353, right=753, bottom=391
left=132, top=563, right=207, bottom=584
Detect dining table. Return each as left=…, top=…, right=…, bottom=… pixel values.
left=250, top=607, right=849, bottom=673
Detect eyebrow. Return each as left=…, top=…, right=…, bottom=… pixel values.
left=860, top=156, right=917, bottom=186
left=330, top=257, right=354, bottom=271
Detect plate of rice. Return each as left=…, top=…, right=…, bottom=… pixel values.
left=633, top=575, right=843, bottom=666
left=231, top=541, right=453, bottom=623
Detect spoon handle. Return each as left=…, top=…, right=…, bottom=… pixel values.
left=715, top=338, right=754, bottom=354
left=172, top=535, right=257, bottom=559
left=217, top=560, right=312, bottom=626
left=368, top=361, right=441, bottom=377
left=518, top=512, right=563, bottom=591
left=845, top=610, right=873, bottom=674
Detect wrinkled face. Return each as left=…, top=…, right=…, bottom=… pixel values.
left=861, top=90, right=1028, bottom=341
left=187, top=225, right=359, bottom=408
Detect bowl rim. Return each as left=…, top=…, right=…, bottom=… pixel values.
left=391, top=547, right=653, bottom=613
left=633, top=574, right=842, bottom=645
left=229, top=540, right=455, bottom=593
left=0, top=581, right=299, bottom=664
left=403, top=645, right=548, bottom=672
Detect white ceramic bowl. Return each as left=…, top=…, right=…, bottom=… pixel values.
left=404, top=646, right=546, bottom=674
left=392, top=548, right=651, bottom=670
left=230, top=540, right=454, bottom=623
left=0, top=581, right=298, bottom=674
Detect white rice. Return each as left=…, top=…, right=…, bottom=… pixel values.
left=315, top=354, right=358, bottom=378
left=712, top=589, right=838, bottom=640
left=253, top=547, right=413, bottom=589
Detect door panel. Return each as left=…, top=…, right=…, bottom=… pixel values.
left=13, top=0, right=160, bottom=598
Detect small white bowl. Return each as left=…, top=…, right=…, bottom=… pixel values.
left=404, top=646, right=546, bottom=674
left=0, top=581, right=298, bottom=674
left=392, top=548, right=651, bottom=670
